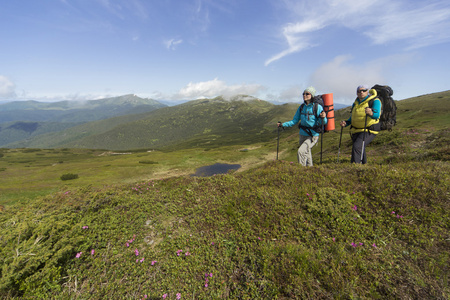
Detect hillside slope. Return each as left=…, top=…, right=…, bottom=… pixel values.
left=0, top=161, right=448, bottom=299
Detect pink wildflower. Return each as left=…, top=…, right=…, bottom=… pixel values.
left=135, top=249, right=139, bottom=256
left=163, top=294, right=167, bottom=299
left=151, top=260, right=157, bottom=265
left=75, top=252, right=82, bottom=258
left=372, top=243, right=377, bottom=248
left=82, top=226, right=89, bottom=229
left=176, top=293, right=181, bottom=299
left=332, top=237, right=335, bottom=242
left=91, top=249, right=95, bottom=255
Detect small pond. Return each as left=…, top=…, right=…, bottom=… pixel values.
left=192, top=163, right=241, bottom=177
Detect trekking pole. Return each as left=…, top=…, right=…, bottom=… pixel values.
left=277, top=126, right=280, bottom=160
left=320, top=122, right=324, bottom=164
left=337, top=125, right=343, bottom=163
left=277, top=122, right=282, bottom=160
left=360, top=115, right=368, bottom=163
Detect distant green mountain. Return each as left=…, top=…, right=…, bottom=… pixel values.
left=0, top=95, right=166, bottom=147
left=0, top=94, right=166, bottom=123
left=0, top=121, right=82, bottom=146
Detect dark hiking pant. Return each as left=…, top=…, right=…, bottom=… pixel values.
left=351, top=131, right=377, bottom=164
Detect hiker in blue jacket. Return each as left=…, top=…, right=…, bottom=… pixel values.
left=277, top=86, right=327, bottom=166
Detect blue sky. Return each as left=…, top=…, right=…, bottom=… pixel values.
left=1, top=0, right=449, bottom=105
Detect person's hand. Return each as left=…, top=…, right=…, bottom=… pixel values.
left=340, top=120, right=347, bottom=127
left=319, top=111, right=326, bottom=118
left=277, top=122, right=283, bottom=128
left=365, top=107, right=373, bottom=116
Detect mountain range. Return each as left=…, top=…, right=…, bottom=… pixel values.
left=0, top=94, right=166, bottom=147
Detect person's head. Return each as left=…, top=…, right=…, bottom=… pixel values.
left=356, top=84, right=369, bottom=100
left=303, top=86, right=316, bottom=103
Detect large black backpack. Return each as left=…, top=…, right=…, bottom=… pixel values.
left=370, top=84, right=397, bottom=131
left=298, top=95, right=326, bottom=135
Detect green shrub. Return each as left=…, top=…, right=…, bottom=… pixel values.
left=60, top=173, right=79, bottom=181
left=138, top=160, right=158, bottom=164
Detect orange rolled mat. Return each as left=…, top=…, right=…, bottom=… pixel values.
left=322, top=93, right=335, bottom=131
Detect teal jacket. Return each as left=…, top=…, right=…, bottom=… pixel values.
left=282, top=102, right=327, bottom=137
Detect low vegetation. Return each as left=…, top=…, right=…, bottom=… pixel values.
left=0, top=91, right=449, bottom=299
left=0, top=160, right=448, bottom=299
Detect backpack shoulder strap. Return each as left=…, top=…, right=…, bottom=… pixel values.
left=313, top=103, right=319, bottom=117
left=299, top=103, right=305, bottom=113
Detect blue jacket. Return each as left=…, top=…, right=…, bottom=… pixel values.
left=282, top=102, right=327, bottom=137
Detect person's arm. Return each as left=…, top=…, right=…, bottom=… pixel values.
left=341, top=103, right=354, bottom=126
left=317, top=106, right=327, bottom=125
left=282, top=106, right=301, bottom=128
left=369, top=99, right=381, bottom=119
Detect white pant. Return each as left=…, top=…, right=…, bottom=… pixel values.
left=298, top=135, right=319, bottom=166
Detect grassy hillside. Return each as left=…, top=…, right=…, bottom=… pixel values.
left=0, top=91, right=449, bottom=299
left=0, top=162, right=448, bottom=299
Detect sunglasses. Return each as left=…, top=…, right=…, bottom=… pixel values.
left=358, top=89, right=368, bottom=93
left=303, top=92, right=311, bottom=96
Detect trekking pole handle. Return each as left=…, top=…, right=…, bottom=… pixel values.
left=365, top=107, right=374, bottom=116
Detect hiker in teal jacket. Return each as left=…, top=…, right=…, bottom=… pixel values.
left=277, top=86, right=327, bottom=166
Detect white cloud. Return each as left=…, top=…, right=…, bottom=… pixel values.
left=0, top=76, right=16, bottom=98
left=365, top=2, right=450, bottom=49
left=308, top=53, right=415, bottom=104
left=173, top=78, right=265, bottom=100
left=265, top=20, right=324, bottom=66
left=266, top=0, right=450, bottom=65
left=277, top=86, right=303, bottom=102
left=165, top=38, right=183, bottom=50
